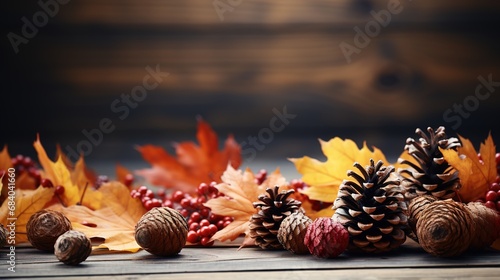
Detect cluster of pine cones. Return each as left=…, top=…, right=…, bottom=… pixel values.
left=248, top=126, right=497, bottom=256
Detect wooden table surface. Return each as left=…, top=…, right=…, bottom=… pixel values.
left=2, top=239, right=500, bottom=280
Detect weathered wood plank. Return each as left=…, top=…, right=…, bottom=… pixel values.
left=2, top=240, right=500, bottom=278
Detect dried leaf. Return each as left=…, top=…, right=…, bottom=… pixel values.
left=34, top=136, right=102, bottom=209
left=115, top=164, right=133, bottom=188
left=136, top=119, right=241, bottom=193
left=290, top=137, right=389, bottom=203
left=50, top=182, right=146, bottom=252
left=441, top=134, right=497, bottom=202
left=0, top=186, right=55, bottom=243
left=205, top=165, right=287, bottom=246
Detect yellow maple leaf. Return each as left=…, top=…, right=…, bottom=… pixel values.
left=441, top=133, right=497, bottom=203
left=0, top=186, right=55, bottom=243
left=33, top=136, right=102, bottom=210
left=50, top=182, right=146, bottom=252
left=290, top=137, right=389, bottom=203
left=205, top=165, right=287, bottom=246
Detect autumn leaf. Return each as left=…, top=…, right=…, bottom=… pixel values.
left=205, top=165, right=287, bottom=246
left=34, top=136, right=102, bottom=210
left=290, top=137, right=389, bottom=203
left=50, top=182, right=147, bottom=252
left=0, top=186, right=55, bottom=243
left=441, top=133, right=497, bottom=203
left=136, top=119, right=241, bottom=194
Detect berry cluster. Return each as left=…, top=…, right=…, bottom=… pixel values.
left=130, top=182, right=233, bottom=246
left=290, top=179, right=332, bottom=211
left=477, top=153, right=500, bottom=211
left=11, top=154, right=41, bottom=186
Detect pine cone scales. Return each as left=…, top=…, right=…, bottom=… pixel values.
left=277, top=212, right=312, bottom=254
left=399, top=126, right=461, bottom=200
left=333, top=159, right=407, bottom=253
left=250, top=186, right=302, bottom=249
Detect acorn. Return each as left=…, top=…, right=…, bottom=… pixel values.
left=54, top=230, right=92, bottom=265
left=26, top=209, right=72, bottom=251
left=135, top=207, right=188, bottom=256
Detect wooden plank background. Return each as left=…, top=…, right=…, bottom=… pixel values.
left=2, top=0, right=500, bottom=164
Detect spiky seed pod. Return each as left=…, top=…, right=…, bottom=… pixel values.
left=333, top=159, right=407, bottom=253
left=416, top=199, right=474, bottom=257
left=399, top=126, right=461, bottom=200
left=304, top=218, right=349, bottom=258
left=54, top=230, right=92, bottom=265
left=277, top=212, right=312, bottom=254
left=0, top=224, right=8, bottom=247
left=465, top=202, right=500, bottom=251
left=249, top=186, right=302, bottom=249
left=135, top=207, right=188, bottom=256
left=26, top=209, right=72, bottom=251
left=406, top=195, right=438, bottom=242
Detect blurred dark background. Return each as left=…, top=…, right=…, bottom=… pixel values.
left=1, top=1, right=500, bottom=176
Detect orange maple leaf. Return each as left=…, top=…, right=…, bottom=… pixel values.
left=441, top=133, right=497, bottom=203
left=0, top=186, right=55, bottom=243
left=34, top=136, right=102, bottom=210
left=289, top=137, right=391, bottom=203
left=205, top=165, right=287, bottom=247
left=50, top=182, right=147, bottom=252
left=136, top=119, right=241, bottom=194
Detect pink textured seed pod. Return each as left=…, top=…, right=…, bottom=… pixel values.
left=304, top=218, right=349, bottom=258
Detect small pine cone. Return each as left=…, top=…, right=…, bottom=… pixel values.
left=26, top=209, right=72, bottom=251
left=277, top=212, right=312, bottom=254
left=304, top=218, right=349, bottom=258
left=466, top=202, right=500, bottom=251
left=416, top=199, right=474, bottom=257
left=407, top=195, right=438, bottom=242
left=54, top=230, right=92, bottom=265
left=135, top=207, right=188, bottom=256
left=1, top=224, right=8, bottom=247
left=249, top=186, right=302, bottom=249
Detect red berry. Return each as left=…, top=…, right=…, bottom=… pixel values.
left=199, top=219, right=210, bottom=227
left=187, top=231, right=200, bottom=243
left=145, top=190, right=155, bottom=199
left=495, top=153, right=500, bottom=165
left=223, top=220, right=231, bottom=228
left=200, top=237, right=213, bottom=246
left=124, top=173, right=134, bottom=187
left=172, top=191, right=185, bottom=202
left=55, top=185, right=65, bottom=195
left=200, top=208, right=210, bottom=218
left=485, top=200, right=497, bottom=210
left=180, top=198, right=191, bottom=208
left=198, top=183, right=209, bottom=195
left=485, top=190, right=498, bottom=202
left=157, top=188, right=166, bottom=198
left=162, top=200, right=173, bottom=208
left=197, top=196, right=207, bottom=205
left=41, top=178, right=54, bottom=188
left=190, top=212, right=201, bottom=222
left=490, top=183, right=500, bottom=192
left=138, top=186, right=148, bottom=195
left=144, top=200, right=153, bottom=210
left=200, top=226, right=211, bottom=237
left=496, top=201, right=500, bottom=211
left=189, top=222, right=200, bottom=231
left=180, top=209, right=189, bottom=218
left=208, top=224, right=218, bottom=235
left=216, top=220, right=224, bottom=230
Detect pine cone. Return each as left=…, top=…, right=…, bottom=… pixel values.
left=26, top=209, right=72, bottom=251
left=135, top=207, right=188, bottom=256
left=399, top=126, right=461, bottom=200
left=304, top=218, right=349, bottom=258
left=406, top=195, right=438, bottom=242
left=416, top=199, right=474, bottom=257
left=333, top=159, right=407, bottom=253
left=54, top=230, right=92, bottom=265
left=466, top=202, right=500, bottom=251
left=249, top=186, right=302, bottom=249
left=277, top=212, right=312, bottom=254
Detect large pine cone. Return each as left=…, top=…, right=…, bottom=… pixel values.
left=399, top=126, right=461, bottom=200
left=333, top=159, right=407, bottom=253
left=249, top=186, right=302, bottom=249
